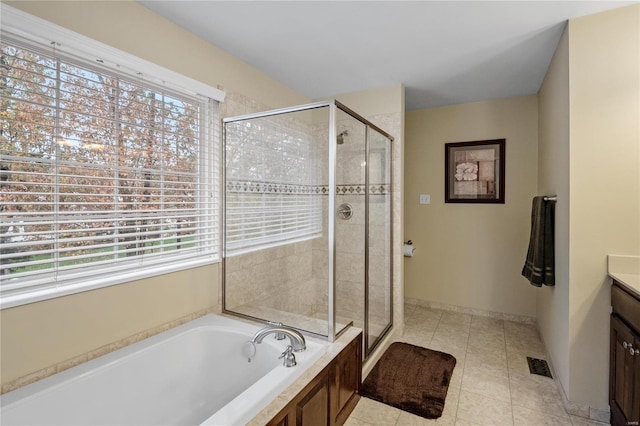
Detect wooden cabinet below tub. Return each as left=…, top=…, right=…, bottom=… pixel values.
left=610, top=280, right=640, bottom=426
left=268, top=332, right=362, bottom=426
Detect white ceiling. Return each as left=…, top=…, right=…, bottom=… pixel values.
left=139, top=1, right=634, bottom=111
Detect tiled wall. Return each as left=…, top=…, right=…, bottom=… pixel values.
left=224, top=240, right=317, bottom=316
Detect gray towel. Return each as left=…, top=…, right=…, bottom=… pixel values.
left=522, top=196, right=555, bottom=286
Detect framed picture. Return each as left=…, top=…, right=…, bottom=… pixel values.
left=445, top=139, right=505, bottom=204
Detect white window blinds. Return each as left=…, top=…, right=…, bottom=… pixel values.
left=0, top=34, right=219, bottom=307
left=224, top=117, right=322, bottom=256
left=225, top=184, right=322, bottom=255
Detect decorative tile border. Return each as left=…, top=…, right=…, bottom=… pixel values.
left=226, top=181, right=391, bottom=196
left=0, top=307, right=214, bottom=395
left=226, top=180, right=318, bottom=195
left=335, top=184, right=391, bottom=195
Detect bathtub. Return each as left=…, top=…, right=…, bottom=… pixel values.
left=0, top=314, right=327, bottom=425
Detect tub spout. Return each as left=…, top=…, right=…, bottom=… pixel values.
left=251, top=325, right=306, bottom=352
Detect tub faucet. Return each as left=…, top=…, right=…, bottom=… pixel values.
left=266, top=321, right=286, bottom=340
left=251, top=325, right=306, bottom=352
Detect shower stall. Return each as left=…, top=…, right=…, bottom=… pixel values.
left=222, top=100, right=393, bottom=357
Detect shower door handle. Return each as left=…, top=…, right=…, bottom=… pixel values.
left=337, top=203, right=353, bottom=220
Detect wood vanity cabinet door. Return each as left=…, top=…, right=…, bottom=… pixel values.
left=610, top=315, right=638, bottom=426
left=632, top=333, right=640, bottom=425
left=269, top=407, right=294, bottom=426
left=296, top=375, right=330, bottom=426
left=266, top=373, right=329, bottom=426
left=331, top=338, right=362, bottom=425
left=267, top=332, right=362, bottom=426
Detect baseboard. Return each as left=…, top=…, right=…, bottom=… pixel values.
left=537, top=324, right=611, bottom=424
left=404, top=297, right=536, bottom=324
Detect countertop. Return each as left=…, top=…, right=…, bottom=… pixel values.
left=608, top=255, right=640, bottom=297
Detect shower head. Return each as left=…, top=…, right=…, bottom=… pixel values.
left=337, top=130, right=348, bottom=145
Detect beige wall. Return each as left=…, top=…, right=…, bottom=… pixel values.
left=537, top=4, right=639, bottom=411
left=335, top=84, right=404, bottom=118
left=567, top=5, right=640, bottom=409
left=1, top=264, right=218, bottom=385
left=536, top=28, right=571, bottom=395
left=404, top=96, right=539, bottom=317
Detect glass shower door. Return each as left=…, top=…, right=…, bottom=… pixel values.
left=366, top=127, right=392, bottom=354
left=334, top=110, right=366, bottom=334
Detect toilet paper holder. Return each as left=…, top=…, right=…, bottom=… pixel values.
left=403, top=240, right=415, bottom=257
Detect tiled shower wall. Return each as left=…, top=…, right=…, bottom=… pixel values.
left=224, top=240, right=317, bottom=317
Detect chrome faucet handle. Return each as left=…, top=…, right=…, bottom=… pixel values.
left=267, top=321, right=286, bottom=340
left=278, top=345, right=297, bottom=367
left=252, top=325, right=306, bottom=352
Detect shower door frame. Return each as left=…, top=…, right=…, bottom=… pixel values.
left=221, top=100, right=394, bottom=351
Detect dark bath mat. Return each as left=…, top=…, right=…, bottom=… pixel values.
left=361, top=342, right=456, bottom=419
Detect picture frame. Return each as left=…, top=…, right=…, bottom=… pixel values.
left=445, top=139, right=505, bottom=204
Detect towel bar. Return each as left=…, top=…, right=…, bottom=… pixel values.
left=543, top=196, right=557, bottom=201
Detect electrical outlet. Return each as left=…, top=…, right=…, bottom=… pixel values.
left=419, top=194, right=430, bottom=204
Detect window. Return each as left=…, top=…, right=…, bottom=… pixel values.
left=0, top=7, right=223, bottom=308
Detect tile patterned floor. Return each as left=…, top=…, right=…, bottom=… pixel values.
left=345, top=304, right=609, bottom=426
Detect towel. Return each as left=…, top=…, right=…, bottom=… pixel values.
left=522, top=196, right=555, bottom=286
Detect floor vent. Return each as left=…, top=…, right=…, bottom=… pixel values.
left=527, top=357, right=552, bottom=378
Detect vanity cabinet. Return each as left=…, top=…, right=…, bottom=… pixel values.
left=610, top=281, right=640, bottom=426
left=330, top=335, right=361, bottom=425
left=268, top=332, right=362, bottom=426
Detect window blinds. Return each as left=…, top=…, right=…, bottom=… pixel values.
left=225, top=186, right=322, bottom=255
left=0, top=36, right=218, bottom=304
left=224, top=118, right=322, bottom=256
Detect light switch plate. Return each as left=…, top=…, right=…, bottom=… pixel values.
left=419, top=194, right=430, bottom=204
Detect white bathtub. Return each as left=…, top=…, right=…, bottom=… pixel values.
left=0, top=314, right=327, bottom=425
